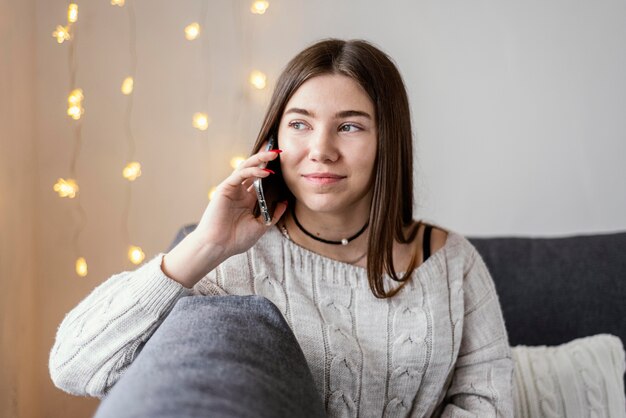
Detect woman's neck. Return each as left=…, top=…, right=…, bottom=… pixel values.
left=293, top=203, right=370, bottom=241
left=281, top=202, right=371, bottom=266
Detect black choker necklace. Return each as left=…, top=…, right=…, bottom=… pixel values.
left=291, top=207, right=369, bottom=246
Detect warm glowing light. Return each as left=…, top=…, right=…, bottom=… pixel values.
left=121, top=77, right=134, bottom=95
left=68, top=4, right=78, bottom=23
left=67, top=89, right=84, bottom=120
left=75, top=257, right=88, bottom=277
left=184, top=23, right=200, bottom=40
left=52, top=25, right=71, bottom=44
left=68, top=88, right=84, bottom=105
left=53, top=178, right=79, bottom=198
left=208, top=187, right=217, bottom=201
left=249, top=70, right=267, bottom=89
left=192, top=112, right=210, bottom=131
left=67, top=105, right=84, bottom=120
left=122, top=162, right=142, bottom=181
left=128, top=246, right=145, bottom=265
left=111, top=0, right=125, bottom=6
left=250, top=1, right=270, bottom=14
left=230, top=156, right=246, bottom=169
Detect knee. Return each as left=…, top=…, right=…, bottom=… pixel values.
left=173, top=295, right=286, bottom=328
left=240, top=295, right=287, bottom=329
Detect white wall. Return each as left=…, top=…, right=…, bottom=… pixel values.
left=4, top=0, right=623, bottom=416
left=405, top=1, right=626, bottom=236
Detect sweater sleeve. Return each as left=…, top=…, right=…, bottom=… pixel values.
left=49, top=253, right=195, bottom=398
left=438, top=245, right=515, bottom=417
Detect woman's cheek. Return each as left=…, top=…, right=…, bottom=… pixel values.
left=278, top=154, right=296, bottom=182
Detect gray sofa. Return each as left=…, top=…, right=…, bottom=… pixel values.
left=469, top=232, right=626, bottom=348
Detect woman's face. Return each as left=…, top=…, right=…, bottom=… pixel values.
left=277, top=73, right=377, bottom=215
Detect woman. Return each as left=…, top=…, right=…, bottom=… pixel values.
left=50, top=39, right=513, bottom=417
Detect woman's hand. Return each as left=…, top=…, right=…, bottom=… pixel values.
left=196, top=148, right=287, bottom=256
left=162, top=147, right=287, bottom=288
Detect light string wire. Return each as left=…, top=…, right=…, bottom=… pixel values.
left=199, top=0, right=213, bottom=186
left=243, top=1, right=254, bottom=140
left=231, top=0, right=252, bottom=156
left=120, top=0, right=138, bottom=261
left=66, top=1, right=88, bottom=267
left=231, top=0, right=245, bottom=147
left=208, top=1, right=269, bottom=200
left=201, top=0, right=211, bottom=141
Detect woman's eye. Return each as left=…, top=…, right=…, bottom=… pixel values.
left=288, top=121, right=307, bottom=130
left=339, top=124, right=361, bottom=133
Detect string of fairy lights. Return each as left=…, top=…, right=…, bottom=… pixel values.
left=118, top=0, right=143, bottom=266
left=52, top=0, right=271, bottom=278
left=52, top=2, right=89, bottom=277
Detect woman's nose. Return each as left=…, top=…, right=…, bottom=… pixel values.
left=307, top=128, right=338, bottom=163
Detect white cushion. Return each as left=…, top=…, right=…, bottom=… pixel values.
left=512, top=334, right=626, bottom=418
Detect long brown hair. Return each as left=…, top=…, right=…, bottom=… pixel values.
left=251, top=39, right=418, bottom=298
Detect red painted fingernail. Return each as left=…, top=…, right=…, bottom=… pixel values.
left=263, top=168, right=275, bottom=174
left=269, top=149, right=283, bottom=153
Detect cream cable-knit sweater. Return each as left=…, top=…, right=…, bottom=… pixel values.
left=50, top=226, right=514, bottom=417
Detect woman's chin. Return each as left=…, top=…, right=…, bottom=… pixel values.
left=296, top=194, right=369, bottom=216
left=296, top=195, right=345, bottom=214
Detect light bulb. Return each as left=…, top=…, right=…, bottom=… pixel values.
left=128, top=246, right=145, bottom=265
left=68, top=88, right=84, bottom=105
left=192, top=112, right=210, bottom=131
left=121, top=77, right=134, bottom=95
left=67, top=105, right=84, bottom=120
left=122, top=162, right=142, bottom=181
left=230, top=156, right=246, bottom=169
left=208, top=187, right=217, bottom=201
left=67, top=89, right=84, bottom=119
left=75, top=257, right=88, bottom=277
left=249, top=70, right=267, bottom=89
left=68, top=4, right=78, bottom=23
left=250, top=1, right=270, bottom=14
left=52, top=25, right=71, bottom=44
left=53, top=178, right=79, bottom=198
left=184, top=23, right=200, bottom=40
left=111, top=0, right=125, bottom=6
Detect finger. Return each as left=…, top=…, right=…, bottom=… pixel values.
left=236, top=149, right=281, bottom=171
left=241, top=177, right=255, bottom=189
left=267, top=200, right=289, bottom=226
left=224, top=166, right=273, bottom=188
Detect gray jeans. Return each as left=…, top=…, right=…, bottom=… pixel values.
left=94, top=295, right=325, bottom=418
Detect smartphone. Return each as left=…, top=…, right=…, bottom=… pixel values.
left=253, top=135, right=277, bottom=225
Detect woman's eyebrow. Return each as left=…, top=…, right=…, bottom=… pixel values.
left=335, top=110, right=371, bottom=119
left=283, top=108, right=313, bottom=117
left=284, top=108, right=372, bottom=119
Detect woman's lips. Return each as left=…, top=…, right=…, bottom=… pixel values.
left=302, top=173, right=346, bottom=185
